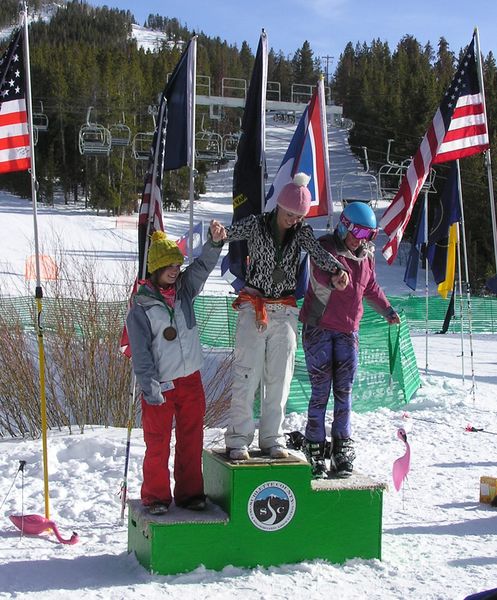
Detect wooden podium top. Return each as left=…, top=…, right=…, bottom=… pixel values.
left=207, top=447, right=308, bottom=467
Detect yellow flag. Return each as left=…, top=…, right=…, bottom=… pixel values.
left=437, top=223, right=458, bottom=299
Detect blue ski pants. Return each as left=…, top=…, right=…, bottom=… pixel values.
left=302, top=324, right=359, bottom=441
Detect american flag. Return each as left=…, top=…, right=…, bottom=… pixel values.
left=120, top=101, right=166, bottom=357
left=0, top=27, right=30, bottom=174
left=137, top=97, right=166, bottom=280
left=380, top=34, right=489, bottom=264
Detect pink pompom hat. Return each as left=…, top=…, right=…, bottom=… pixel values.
left=276, top=172, right=312, bottom=216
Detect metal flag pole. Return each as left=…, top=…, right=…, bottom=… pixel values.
left=474, top=27, right=497, bottom=272
left=455, top=222, right=465, bottom=385
left=188, top=36, right=197, bottom=263
left=259, top=29, right=268, bottom=213
left=120, top=98, right=166, bottom=523
left=317, top=75, right=333, bottom=230
left=423, top=190, right=429, bottom=374
left=456, top=159, right=476, bottom=402
left=21, top=1, right=50, bottom=519
left=257, top=29, right=268, bottom=417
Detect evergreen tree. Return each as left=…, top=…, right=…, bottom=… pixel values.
left=292, top=40, right=320, bottom=84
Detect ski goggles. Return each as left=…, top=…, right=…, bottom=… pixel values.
left=340, top=214, right=378, bottom=241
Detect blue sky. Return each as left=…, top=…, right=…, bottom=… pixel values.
left=88, top=0, right=497, bottom=66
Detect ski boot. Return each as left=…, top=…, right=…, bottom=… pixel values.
left=303, top=440, right=328, bottom=479
left=330, top=437, right=355, bottom=478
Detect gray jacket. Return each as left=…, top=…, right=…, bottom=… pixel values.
left=126, top=238, right=222, bottom=405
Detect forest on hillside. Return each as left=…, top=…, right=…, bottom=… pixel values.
left=0, top=0, right=323, bottom=214
left=1, top=1, right=497, bottom=287
left=333, top=37, right=497, bottom=289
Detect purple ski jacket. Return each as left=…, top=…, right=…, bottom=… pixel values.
left=299, top=231, right=393, bottom=333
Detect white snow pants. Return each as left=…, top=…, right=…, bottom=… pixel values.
left=224, top=302, right=298, bottom=450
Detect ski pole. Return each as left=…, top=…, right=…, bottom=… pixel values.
left=465, top=424, right=497, bottom=436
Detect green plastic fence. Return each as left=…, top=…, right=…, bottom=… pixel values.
left=1, top=294, right=424, bottom=414
left=389, top=294, right=497, bottom=333
left=190, top=296, right=421, bottom=413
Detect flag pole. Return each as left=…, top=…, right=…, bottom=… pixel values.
left=455, top=222, right=465, bottom=384
left=120, top=94, right=166, bottom=523
left=474, top=27, right=497, bottom=271
left=423, top=190, right=429, bottom=374
left=259, top=29, right=268, bottom=212
left=188, top=36, right=197, bottom=263
left=21, top=1, right=50, bottom=519
left=318, top=76, right=333, bottom=229
left=258, top=29, right=268, bottom=408
left=455, top=159, right=476, bottom=402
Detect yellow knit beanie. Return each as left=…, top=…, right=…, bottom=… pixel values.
left=147, top=231, right=184, bottom=273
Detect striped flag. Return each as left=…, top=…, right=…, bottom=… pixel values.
left=0, top=27, right=30, bottom=174
left=380, top=34, right=489, bottom=264
left=265, top=77, right=332, bottom=218
left=137, top=92, right=166, bottom=280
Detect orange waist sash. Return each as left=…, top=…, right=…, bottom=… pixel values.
left=232, top=291, right=297, bottom=328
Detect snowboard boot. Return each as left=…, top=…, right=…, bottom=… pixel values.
left=331, top=437, right=355, bottom=478
left=303, top=440, right=328, bottom=479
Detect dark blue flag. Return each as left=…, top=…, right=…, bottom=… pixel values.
left=163, top=37, right=196, bottom=171
left=426, top=163, right=461, bottom=286
left=221, top=31, right=267, bottom=288
left=137, top=37, right=196, bottom=278
left=404, top=202, right=426, bottom=291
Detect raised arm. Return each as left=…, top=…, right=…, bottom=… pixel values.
left=298, top=225, right=350, bottom=290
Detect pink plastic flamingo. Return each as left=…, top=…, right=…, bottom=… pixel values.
left=9, top=514, right=79, bottom=545
left=392, top=428, right=411, bottom=492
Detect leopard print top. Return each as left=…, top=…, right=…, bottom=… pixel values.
left=226, top=212, right=344, bottom=298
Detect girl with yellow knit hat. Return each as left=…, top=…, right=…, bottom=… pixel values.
left=126, top=220, right=225, bottom=515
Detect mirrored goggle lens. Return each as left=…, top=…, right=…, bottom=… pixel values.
left=350, top=225, right=378, bottom=241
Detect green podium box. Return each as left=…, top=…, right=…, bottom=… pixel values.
left=128, top=449, right=386, bottom=575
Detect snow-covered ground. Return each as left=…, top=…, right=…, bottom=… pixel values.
left=0, top=120, right=496, bottom=600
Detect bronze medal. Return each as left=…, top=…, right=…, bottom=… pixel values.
left=272, top=267, right=285, bottom=284
left=163, top=326, right=177, bottom=341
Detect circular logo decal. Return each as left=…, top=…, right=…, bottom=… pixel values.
left=247, top=481, right=296, bottom=531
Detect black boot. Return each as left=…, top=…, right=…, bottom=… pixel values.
left=303, top=440, right=328, bottom=479
left=331, top=438, right=355, bottom=478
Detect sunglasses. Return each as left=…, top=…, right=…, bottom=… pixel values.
left=340, top=215, right=378, bottom=241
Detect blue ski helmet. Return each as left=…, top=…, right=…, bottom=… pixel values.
left=337, top=202, right=377, bottom=241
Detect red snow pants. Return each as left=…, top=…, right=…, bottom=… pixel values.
left=140, top=370, right=206, bottom=507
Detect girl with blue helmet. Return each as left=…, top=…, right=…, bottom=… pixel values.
left=299, top=202, right=400, bottom=478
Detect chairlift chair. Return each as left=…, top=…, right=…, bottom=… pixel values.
left=222, top=133, right=240, bottom=160
left=131, top=132, right=154, bottom=160
left=195, top=131, right=222, bottom=162
left=378, top=158, right=437, bottom=201
left=338, top=147, right=380, bottom=208
left=32, top=101, right=48, bottom=132
left=338, top=173, right=380, bottom=208
left=132, top=107, right=157, bottom=160
left=377, top=160, right=409, bottom=201
left=109, top=119, right=131, bottom=147
left=78, top=107, right=112, bottom=156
